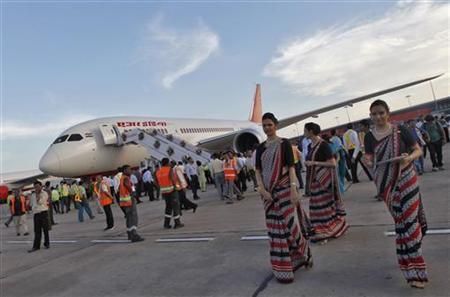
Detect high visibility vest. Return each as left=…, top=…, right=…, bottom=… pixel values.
left=156, top=167, right=175, bottom=194
left=119, top=175, right=133, bottom=207
left=9, top=195, right=26, bottom=215
left=74, top=186, right=83, bottom=202
left=223, top=160, right=236, bottom=181
left=343, top=130, right=356, bottom=150
left=99, top=181, right=113, bottom=206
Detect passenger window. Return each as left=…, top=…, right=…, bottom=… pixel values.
left=53, top=135, right=69, bottom=144
left=68, top=134, right=83, bottom=142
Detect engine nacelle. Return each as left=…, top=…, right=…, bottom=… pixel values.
left=232, top=128, right=264, bottom=153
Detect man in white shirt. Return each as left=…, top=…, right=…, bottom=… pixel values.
left=210, top=154, right=225, bottom=199
left=29, top=181, right=50, bottom=252
left=343, top=123, right=372, bottom=183
left=130, top=171, right=142, bottom=204
left=113, top=167, right=127, bottom=215
left=142, top=167, right=155, bottom=201
left=185, top=158, right=200, bottom=200
left=236, top=153, right=248, bottom=192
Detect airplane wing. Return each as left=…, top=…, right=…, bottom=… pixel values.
left=0, top=170, right=49, bottom=189
left=277, top=73, right=444, bottom=130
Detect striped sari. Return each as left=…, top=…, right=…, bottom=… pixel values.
left=260, top=139, right=312, bottom=283
left=371, top=125, right=428, bottom=284
left=307, top=140, right=348, bottom=243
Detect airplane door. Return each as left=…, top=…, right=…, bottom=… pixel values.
left=99, top=124, right=119, bottom=146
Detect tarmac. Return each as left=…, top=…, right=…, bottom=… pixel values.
left=1, top=146, right=449, bottom=297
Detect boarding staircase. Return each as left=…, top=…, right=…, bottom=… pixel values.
left=98, top=124, right=211, bottom=165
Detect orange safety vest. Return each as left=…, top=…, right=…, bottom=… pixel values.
left=223, top=159, right=237, bottom=181
left=119, top=175, right=132, bottom=207
left=99, top=181, right=113, bottom=206
left=9, top=195, right=26, bottom=215
left=156, top=167, right=175, bottom=194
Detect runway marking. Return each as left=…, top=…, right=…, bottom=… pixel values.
left=241, top=235, right=269, bottom=241
left=91, top=239, right=130, bottom=243
left=384, top=229, right=450, bottom=236
left=155, top=237, right=215, bottom=243
left=7, top=240, right=78, bottom=244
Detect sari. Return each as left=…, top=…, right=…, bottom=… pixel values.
left=260, top=139, right=312, bottom=283
left=307, top=140, right=348, bottom=243
left=370, top=125, right=428, bottom=284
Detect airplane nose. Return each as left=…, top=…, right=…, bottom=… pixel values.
left=39, top=150, right=61, bottom=175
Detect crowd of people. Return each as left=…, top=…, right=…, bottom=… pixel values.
left=3, top=100, right=448, bottom=289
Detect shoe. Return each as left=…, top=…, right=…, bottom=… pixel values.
left=17, top=233, right=20, bottom=236
left=409, top=281, right=426, bottom=289
left=174, top=223, right=185, bottom=229
left=103, top=226, right=113, bottom=231
left=432, top=167, right=438, bottom=172
left=164, top=224, right=172, bottom=229
left=28, top=248, right=40, bottom=253
left=90, top=216, right=95, bottom=220
left=438, top=167, right=445, bottom=171
left=193, top=205, right=197, bottom=213
left=23, top=232, right=29, bottom=236
left=127, top=231, right=132, bottom=240
left=131, top=235, right=145, bottom=243
left=44, top=244, right=50, bottom=249
left=226, top=200, right=234, bottom=204
left=4, top=222, right=9, bottom=228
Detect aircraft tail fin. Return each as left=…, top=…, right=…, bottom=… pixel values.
left=249, top=84, right=262, bottom=124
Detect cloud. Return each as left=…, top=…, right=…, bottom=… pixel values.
left=263, top=2, right=448, bottom=97
left=1, top=114, right=95, bottom=140
left=136, top=13, right=220, bottom=89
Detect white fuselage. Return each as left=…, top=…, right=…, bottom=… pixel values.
left=39, top=116, right=260, bottom=177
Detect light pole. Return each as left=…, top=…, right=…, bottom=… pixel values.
left=430, top=81, right=438, bottom=111
left=344, top=106, right=351, bottom=123
left=406, top=95, right=412, bottom=107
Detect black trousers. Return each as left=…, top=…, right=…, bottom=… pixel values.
left=144, top=182, right=155, bottom=201
left=114, top=191, right=126, bottom=215
left=428, top=140, right=443, bottom=167
left=190, top=175, right=200, bottom=199
left=164, top=192, right=181, bottom=225
left=103, top=204, right=114, bottom=228
left=33, top=211, right=50, bottom=249
left=178, top=190, right=197, bottom=211
left=347, top=149, right=372, bottom=182
left=237, top=170, right=247, bottom=192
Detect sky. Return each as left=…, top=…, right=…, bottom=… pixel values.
left=1, top=0, right=449, bottom=173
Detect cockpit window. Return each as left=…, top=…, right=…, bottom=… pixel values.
left=68, top=134, right=83, bottom=142
left=53, top=135, right=69, bottom=144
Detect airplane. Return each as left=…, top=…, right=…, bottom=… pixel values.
left=2, top=73, right=444, bottom=189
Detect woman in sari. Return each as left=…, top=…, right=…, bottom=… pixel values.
left=364, top=100, right=428, bottom=289
left=255, top=113, right=312, bottom=283
left=304, top=123, right=348, bottom=244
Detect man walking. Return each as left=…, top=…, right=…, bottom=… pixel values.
left=142, top=167, right=155, bottom=201
left=343, top=123, right=372, bottom=183
left=185, top=158, right=200, bottom=200
left=210, top=154, right=225, bottom=199
left=155, top=158, right=184, bottom=229
left=9, top=188, right=29, bottom=236
left=119, top=165, right=144, bottom=242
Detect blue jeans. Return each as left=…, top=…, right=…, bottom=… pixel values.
left=77, top=201, right=94, bottom=222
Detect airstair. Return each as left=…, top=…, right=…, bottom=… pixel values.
left=98, top=124, right=211, bottom=165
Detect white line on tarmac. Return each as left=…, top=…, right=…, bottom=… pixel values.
left=91, top=239, right=130, bottom=243
left=155, top=237, right=215, bottom=243
left=7, top=240, right=78, bottom=244
left=384, top=229, right=450, bottom=236
left=241, top=235, right=269, bottom=241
